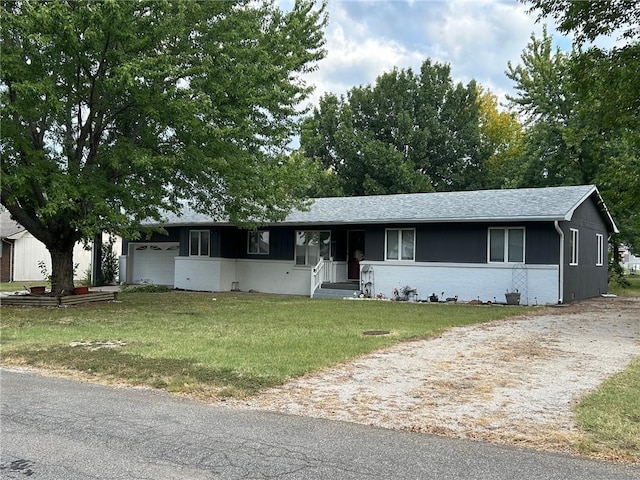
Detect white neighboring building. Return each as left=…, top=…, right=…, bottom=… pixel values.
left=0, top=212, right=121, bottom=282
left=621, top=246, right=640, bottom=274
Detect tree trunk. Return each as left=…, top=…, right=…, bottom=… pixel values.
left=50, top=248, right=76, bottom=295
left=92, top=234, right=103, bottom=287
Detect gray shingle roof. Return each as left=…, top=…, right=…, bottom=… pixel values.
left=0, top=211, right=25, bottom=239
left=156, top=185, right=617, bottom=231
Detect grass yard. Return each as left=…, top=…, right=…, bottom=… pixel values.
left=608, top=274, right=640, bottom=297
left=0, top=290, right=528, bottom=398
left=573, top=275, right=640, bottom=462
left=0, top=281, right=46, bottom=293
left=575, top=357, right=640, bottom=461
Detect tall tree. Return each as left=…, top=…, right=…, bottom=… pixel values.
left=301, top=60, right=487, bottom=196
left=1, top=0, right=326, bottom=294
left=521, top=0, right=640, bottom=251
left=476, top=88, right=524, bottom=189
left=505, top=28, right=588, bottom=187
left=524, top=0, right=640, bottom=44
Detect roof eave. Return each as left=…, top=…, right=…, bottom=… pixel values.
left=154, top=216, right=567, bottom=228
left=564, top=185, right=619, bottom=233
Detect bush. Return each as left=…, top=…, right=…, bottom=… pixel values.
left=101, top=237, right=119, bottom=285
left=120, top=284, right=172, bottom=293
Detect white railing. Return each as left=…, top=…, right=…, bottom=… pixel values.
left=310, top=258, right=333, bottom=297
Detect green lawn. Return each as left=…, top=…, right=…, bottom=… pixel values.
left=0, top=281, right=46, bottom=293
left=575, top=357, right=640, bottom=462
left=1, top=290, right=529, bottom=397
left=2, top=287, right=638, bottom=461
left=575, top=274, right=640, bottom=462
left=608, top=274, right=640, bottom=296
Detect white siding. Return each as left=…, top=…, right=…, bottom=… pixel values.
left=174, top=257, right=223, bottom=291
left=174, top=257, right=311, bottom=295
left=235, top=259, right=310, bottom=295
left=359, top=261, right=559, bottom=305
left=11, top=232, right=121, bottom=282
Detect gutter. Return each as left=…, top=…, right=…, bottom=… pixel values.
left=554, top=221, right=564, bottom=304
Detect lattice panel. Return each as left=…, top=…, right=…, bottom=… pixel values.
left=512, top=263, right=528, bottom=305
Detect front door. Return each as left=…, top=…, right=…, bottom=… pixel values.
left=347, top=230, right=365, bottom=280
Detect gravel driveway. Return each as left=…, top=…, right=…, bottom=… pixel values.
left=232, top=297, right=640, bottom=457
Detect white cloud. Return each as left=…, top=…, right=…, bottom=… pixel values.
left=303, top=3, right=425, bottom=109
left=293, top=0, right=620, bottom=115
left=300, top=0, right=553, bottom=110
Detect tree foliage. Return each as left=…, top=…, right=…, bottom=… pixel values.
left=477, top=87, right=524, bottom=189
left=300, top=60, right=498, bottom=196
left=505, top=28, right=589, bottom=186
left=1, top=0, right=326, bottom=293
left=507, top=18, right=640, bottom=251
left=524, top=0, right=640, bottom=44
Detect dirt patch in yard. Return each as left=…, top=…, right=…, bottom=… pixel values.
left=230, top=297, right=640, bottom=459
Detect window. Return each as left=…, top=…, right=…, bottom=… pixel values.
left=488, top=228, right=525, bottom=263
left=248, top=231, right=270, bottom=255
left=386, top=229, right=415, bottom=261
left=190, top=230, right=210, bottom=256
left=295, top=231, right=330, bottom=266
left=569, top=228, right=579, bottom=266
left=596, top=233, right=604, bottom=266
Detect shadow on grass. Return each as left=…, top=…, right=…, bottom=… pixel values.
left=6, top=346, right=276, bottom=398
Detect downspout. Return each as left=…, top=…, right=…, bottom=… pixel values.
left=554, top=221, right=564, bottom=304
left=11, top=240, right=15, bottom=282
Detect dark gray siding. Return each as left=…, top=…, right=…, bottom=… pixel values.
left=130, top=222, right=562, bottom=268
left=221, top=226, right=341, bottom=261
left=364, top=226, right=386, bottom=262
left=525, top=224, right=559, bottom=265
left=562, top=196, right=609, bottom=301
left=417, top=224, right=486, bottom=263
left=363, top=222, right=559, bottom=265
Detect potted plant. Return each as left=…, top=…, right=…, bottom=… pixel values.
left=505, top=289, right=521, bottom=305
left=401, top=286, right=418, bottom=302
left=28, top=260, right=51, bottom=295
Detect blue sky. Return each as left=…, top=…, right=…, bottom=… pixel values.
left=287, top=0, right=615, bottom=110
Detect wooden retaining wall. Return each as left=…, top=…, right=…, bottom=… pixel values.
left=1, top=291, right=117, bottom=307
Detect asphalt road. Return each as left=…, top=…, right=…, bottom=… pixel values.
left=1, top=368, right=638, bottom=480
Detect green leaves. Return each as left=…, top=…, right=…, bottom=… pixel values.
left=508, top=8, right=640, bottom=251
left=1, top=0, right=327, bottom=292
left=300, top=60, right=491, bottom=196
left=524, top=0, right=640, bottom=44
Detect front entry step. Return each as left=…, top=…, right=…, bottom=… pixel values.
left=320, top=282, right=359, bottom=290
left=312, top=282, right=360, bottom=299
left=312, top=288, right=357, bottom=299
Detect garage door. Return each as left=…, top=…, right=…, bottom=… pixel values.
left=130, top=243, right=179, bottom=286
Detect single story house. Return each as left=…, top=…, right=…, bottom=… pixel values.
left=0, top=211, right=121, bottom=283
left=119, top=185, right=617, bottom=305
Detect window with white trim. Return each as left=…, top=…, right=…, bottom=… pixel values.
left=248, top=231, right=269, bottom=255
left=488, top=228, right=525, bottom=263
left=385, top=229, right=415, bottom=261
left=596, top=233, right=604, bottom=266
left=569, top=228, right=579, bottom=265
left=295, top=231, right=330, bottom=266
left=189, top=230, right=210, bottom=256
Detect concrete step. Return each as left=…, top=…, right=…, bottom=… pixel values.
left=312, top=287, right=358, bottom=299
left=320, top=282, right=360, bottom=290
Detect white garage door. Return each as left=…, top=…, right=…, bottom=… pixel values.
left=130, top=243, right=179, bottom=286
